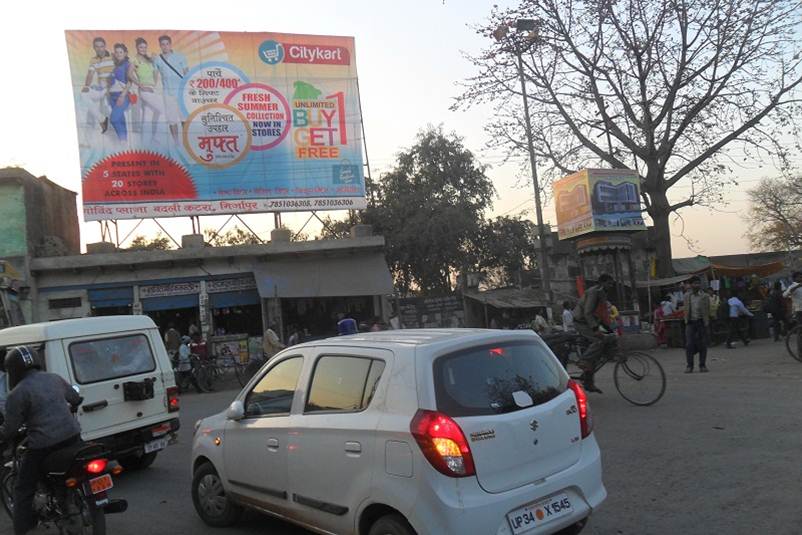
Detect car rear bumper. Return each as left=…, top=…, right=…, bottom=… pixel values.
left=90, top=418, right=180, bottom=460
left=407, top=434, right=606, bottom=535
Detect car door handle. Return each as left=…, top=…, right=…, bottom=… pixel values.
left=345, top=441, right=362, bottom=454
left=83, top=400, right=108, bottom=412
left=266, top=438, right=280, bottom=450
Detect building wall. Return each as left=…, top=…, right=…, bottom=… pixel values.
left=0, top=183, right=27, bottom=258
left=23, top=175, right=80, bottom=256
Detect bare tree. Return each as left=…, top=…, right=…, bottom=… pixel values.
left=746, top=176, right=802, bottom=250
left=457, top=0, right=802, bottom=276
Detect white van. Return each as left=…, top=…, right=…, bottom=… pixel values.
left=0, top=315, right=180, bottom=469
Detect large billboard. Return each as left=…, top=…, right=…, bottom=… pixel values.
left=554, top=168, right=645, bottom=240
left=65, top=30, right=366, bottom=221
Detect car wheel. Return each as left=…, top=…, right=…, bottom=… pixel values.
left=556, top=517, right=588, bottom=535
left=368, top=513, right=416, bottom=535
left=119, top=451, right=157, bottom=471
left=192, top=462, right=242, bottom=527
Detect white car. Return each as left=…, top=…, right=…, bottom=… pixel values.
left=191, top=329, right=605, bottom=535
left=0, top=316, right=180, bottom=469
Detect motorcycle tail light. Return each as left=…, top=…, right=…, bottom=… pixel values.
left=85, top=459, right=108, bottom=474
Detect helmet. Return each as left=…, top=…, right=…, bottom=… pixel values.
left=181, top=336, right=191, bottom=344
left=5, top=345, right=41, bottom=389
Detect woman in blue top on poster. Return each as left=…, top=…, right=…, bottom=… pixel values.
left=108, top=43, right=132, bottom=141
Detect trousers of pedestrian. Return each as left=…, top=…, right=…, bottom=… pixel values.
left=726, top=316, right=749, bottom=346
left=108, top=92, right=129, bottom=141
left=685, top=320, right=708, bottom=368
left=14, top=434, right=81, bottom=534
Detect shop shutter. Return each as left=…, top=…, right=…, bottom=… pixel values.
left=141, top=293, right=199, bottom=312
left=88, top=287, right=134, bottom=308
left=209, top=290, right=260, bottom=308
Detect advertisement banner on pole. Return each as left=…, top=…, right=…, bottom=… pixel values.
left=65, top=30, right=366, bottom=221
left=554, top=168, right=645, bottom=240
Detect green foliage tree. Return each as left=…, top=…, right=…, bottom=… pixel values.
left=746, top=176, right=802, bottom=251
left=366, top=126, right=495, bottom=295
left=478, top=216, right=539, bottom=287
left=126, top=234, right=172, bottom=251
left=204, top=226, right=262, bottom=246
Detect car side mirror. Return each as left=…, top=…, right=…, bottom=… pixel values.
left=226, top=400, right=245, bottom=421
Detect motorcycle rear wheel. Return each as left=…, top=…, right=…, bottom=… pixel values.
left=60, top=488, right=106, bottom=535
left=0, top=468, right=14, bottom=518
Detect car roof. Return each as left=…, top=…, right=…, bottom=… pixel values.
left=295, top=328, right=539, bottom=353
left=0, top=315, right=157, bottom=346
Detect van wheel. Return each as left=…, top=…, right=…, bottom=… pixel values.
left=192, top=462, right=242, bottom=527
left=120, top=452, right=157, bottom=471
left=368, top=514, right=416, bottom=535
left=557, top=517, right=588, bottom=535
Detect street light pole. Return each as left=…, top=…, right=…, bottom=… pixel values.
left=513, top=38, right=552, bottom=304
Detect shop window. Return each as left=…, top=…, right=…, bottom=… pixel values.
left=49, top=297, right=82, bottom=310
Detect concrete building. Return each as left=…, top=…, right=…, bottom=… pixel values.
left=0, top=169, right=395, bottom=355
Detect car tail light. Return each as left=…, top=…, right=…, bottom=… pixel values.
left=410, top=410, right=475, bottom=477
left=567, top=380, right=593, bottom=439
left=85, top=459, right=108, bottom=474
left=167, top=387, right=180, bottom=412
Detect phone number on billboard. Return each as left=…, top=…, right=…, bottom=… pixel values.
left=266, top=199, right=357, bottom=209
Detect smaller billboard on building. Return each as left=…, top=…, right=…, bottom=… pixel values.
left=554, top=168, right=645, bottom=240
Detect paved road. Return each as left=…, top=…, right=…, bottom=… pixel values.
left=1, top=338, right=801, bottom=534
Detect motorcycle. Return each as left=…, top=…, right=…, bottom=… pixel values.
left=0, top=398, right=127, bottom=534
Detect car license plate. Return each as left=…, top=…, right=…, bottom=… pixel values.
left=506, top=493, right=573, bottom=534
left=89, top=474, right=113, bottom=495
left=144, top=437, right=168, bottom=454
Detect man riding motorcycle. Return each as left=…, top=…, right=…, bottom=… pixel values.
left=0, top=346, right=82, bottom=535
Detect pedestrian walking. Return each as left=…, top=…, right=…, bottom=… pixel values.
left=765, top=281, right=788, bottom=341
left=726, top=292, right=754, bottom=348
left=337, top=312, right=358, bottom=335
left=263, top=321, right=285, bottom=358
left=684, top=276, right=710, bottom=373
left=163, top=323, right=180, bottom=356
left=783, top=271, right=802, bottom=325
left=562, top=301, right=575, bottom=333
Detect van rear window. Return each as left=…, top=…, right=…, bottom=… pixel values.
left=433, top=341, right=567, bottom=417
left=69, top=334, right=156, bottom=384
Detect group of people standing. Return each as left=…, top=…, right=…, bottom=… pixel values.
left=81, top=35, right=188, bottom=145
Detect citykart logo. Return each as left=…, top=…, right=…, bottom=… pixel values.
left=258, top=40, right=350, bottom=66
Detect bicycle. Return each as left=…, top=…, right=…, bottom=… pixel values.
left=545, top=332, right=667, bottom=406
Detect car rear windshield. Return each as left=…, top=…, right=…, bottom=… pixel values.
left=433, top=341, right=567, bottom=417
left=69, top=334, right=157, bottom=384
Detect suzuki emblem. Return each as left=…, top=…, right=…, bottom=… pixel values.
left=530, top=419, right=539, bottom=432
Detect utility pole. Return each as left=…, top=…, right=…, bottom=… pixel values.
left=512, top=28, right=552, bottom=304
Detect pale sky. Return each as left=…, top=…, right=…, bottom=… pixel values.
left=0, top=0, right=782, bottom=258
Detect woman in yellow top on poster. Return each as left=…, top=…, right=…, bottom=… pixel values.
left=128, top=37, right=165, bottom=146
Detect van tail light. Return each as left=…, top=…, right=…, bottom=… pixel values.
left=567, top=380, right=593, bottom=439
left=410, top=410, right=475, bottom=478
left=167, top=387, right=180, bottom=413
left=85, top=458, right=108, bottom=475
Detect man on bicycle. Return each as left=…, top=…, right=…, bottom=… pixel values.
left=572, top=274, right=617, bottom=393
left=783, top=271, right=802, bottom=324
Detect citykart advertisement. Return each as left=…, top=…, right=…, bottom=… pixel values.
left=65, top=30, right=366, bottom=221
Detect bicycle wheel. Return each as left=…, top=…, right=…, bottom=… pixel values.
left=786, top=325, right=802, bottom=362
left=613, top=352, right=666, bottom=406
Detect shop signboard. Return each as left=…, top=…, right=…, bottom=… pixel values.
left=65, top=30, right=366, bottom=221
left=207, top=277, right=256, bottom=293
left=553, top=168, right=645, bottom=240
left=139, top=281, right=200, bottom=299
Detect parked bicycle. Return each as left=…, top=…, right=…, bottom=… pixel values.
left=544, top=332, right=667, bottom=406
